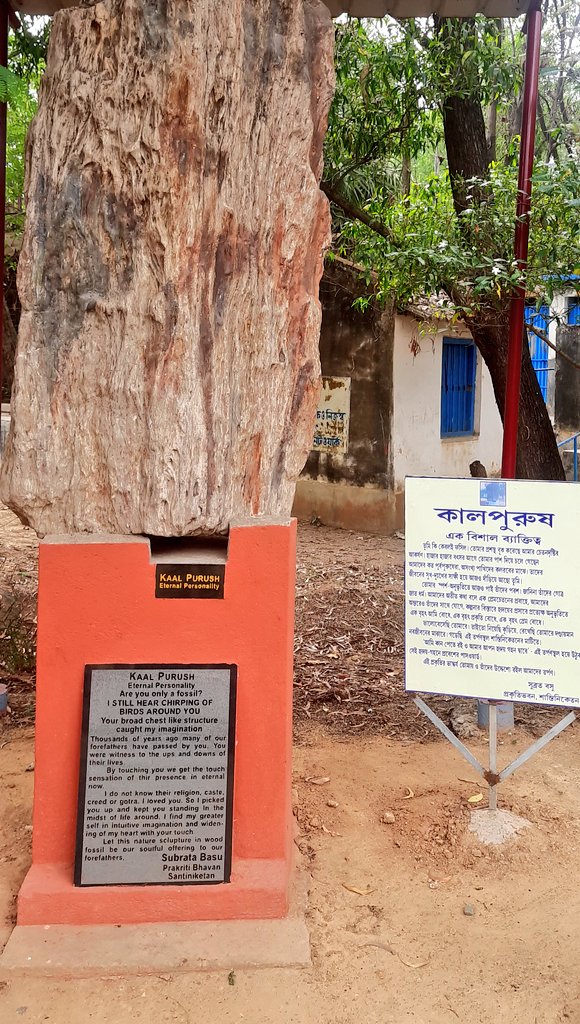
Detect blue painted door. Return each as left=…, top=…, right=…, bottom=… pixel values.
left=525, top=304, right=550, bottom=401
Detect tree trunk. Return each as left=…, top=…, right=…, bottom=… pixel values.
left=437, top=16, right=563, bottom=482
left=435, top=18, right=490, bottom=216
left=486, top=102, right=497, bottom=164
left=469, top=319, right=565, bottom=480
left=0, top=0, right=335, bottom=536
left=401, top=153, right=411, bottom=197
left=441, top=91, right=490, bottom=216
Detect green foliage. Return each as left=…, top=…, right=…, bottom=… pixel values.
left=6, top=82, right=39, bottom=228
left=336, top=159, right=580, bottom=314
left=0, top=65, right=26, bottom=104
left=9, top=15, right=49, bottom=80
left=423, top=17, right=520, bottom=107
left=326, top=19, right=440, bottom=201
left=326, top=15, right=580, bottom=320
left=2, top=17, right=49, bottom=234
left=534, top=0, right=580, bottom=163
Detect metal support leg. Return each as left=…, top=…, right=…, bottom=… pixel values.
left=413, top=697, right=576, bottom=811
left=488, top=702, right=498, bottom=811
left=413, top=697, right=485, bottom=778
left=499, top=711, right=576, bottom=781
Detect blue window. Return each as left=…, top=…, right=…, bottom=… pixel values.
left=567, top=297, right=580, bottom=325
left=440, top=338, right=477, bottom=438
left=524, top=303, right=550, bottom=401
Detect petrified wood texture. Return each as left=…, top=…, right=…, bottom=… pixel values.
left=1, top=0, right=334, bottom=536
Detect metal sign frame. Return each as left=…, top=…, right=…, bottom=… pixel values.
left=414, top=697, right=575, bottom=809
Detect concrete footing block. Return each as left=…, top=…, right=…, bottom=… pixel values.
left=0, top=913, right=311, bottom=978
left=0, top=857, right=311, bottom=978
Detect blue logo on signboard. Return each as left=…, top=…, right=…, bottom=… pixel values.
left=479, top=481, right=506, bottom=507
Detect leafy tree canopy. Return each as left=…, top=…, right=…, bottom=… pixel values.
left=5, top=17, right=48, bottom=234
left=324, top=10, right=580, bottom=326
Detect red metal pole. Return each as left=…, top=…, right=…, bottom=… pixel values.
left=500, top=0, right=543, bottom=479
left=0, top=0, right=8, bottom=413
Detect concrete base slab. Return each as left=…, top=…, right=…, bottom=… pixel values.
left=468, top=809, right=531, bottom=846
left=0, top=914, right=311, bottom=978
left=1, top=856, right=311, bottom=978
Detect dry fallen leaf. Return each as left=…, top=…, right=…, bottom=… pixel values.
left=428, top=875, right=452, bottom=890
left=398, top=954, right=430, bottom=969
left=321, top=824, right=343, bottom=837
left=306, top=776, right=331, bottom=785
left=342, top=884, right=376, bottom=897
left=403, top=787, right=414, bottom=800
left=362, top=941, right=429, bottom=969
left=468, top=793, right=484, bottom=804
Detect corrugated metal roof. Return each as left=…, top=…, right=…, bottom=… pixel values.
left=11, top=0, right=531, bottom=18
left=325, top=0, right=530, bottom=15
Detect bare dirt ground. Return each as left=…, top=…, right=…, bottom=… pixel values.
left=294, top=523, right=561, bottom=740
left=1, top=510, right=579, bottom=1024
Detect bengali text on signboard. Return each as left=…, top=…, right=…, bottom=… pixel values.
left=405, top=477, right=580, bottom=707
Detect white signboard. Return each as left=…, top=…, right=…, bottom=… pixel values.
left=405, top=477, right=580, bottom=707
left=312, top=376, right=351, bottom=454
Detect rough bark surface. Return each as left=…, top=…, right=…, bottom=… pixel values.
left=469, top=318, right=565, bottom=480
left=1, top=0, right=334, bottom=536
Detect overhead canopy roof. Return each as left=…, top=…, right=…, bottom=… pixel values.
left=11, top=0, right=532, bottom=18
left=325, top=0, right=529, bottom=14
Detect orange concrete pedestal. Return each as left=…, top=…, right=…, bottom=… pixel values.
left=16, top=520, right=297, bottom=927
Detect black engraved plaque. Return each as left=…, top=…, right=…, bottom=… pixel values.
left=75, top=664, right=236, bottom=887
left=155, top=564, right=225, bottom=599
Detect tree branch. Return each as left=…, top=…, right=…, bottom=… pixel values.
left=328, top=254, right=470, bottom=323
left=321, top=181, right=398, bottom=246
left=527, top=322, right=580, bottom=371
left=330, top=253, right=377, bottom=281
left=537, top=96, right=558, bottom=162
left=330, top=142, right=381, bottom=190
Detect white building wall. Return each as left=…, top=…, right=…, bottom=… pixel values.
left=392, top=315, right=503, bottom=491
left=528, top=288, right=579, bottom=422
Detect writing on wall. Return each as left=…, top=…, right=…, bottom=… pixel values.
left=312, top=376, right=351, bottom=454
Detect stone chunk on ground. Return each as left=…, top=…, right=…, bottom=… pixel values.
left=468, top=809, right=531, bottom=846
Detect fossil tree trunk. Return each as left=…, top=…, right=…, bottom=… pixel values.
left=0, top=0, right=335, bottom=536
